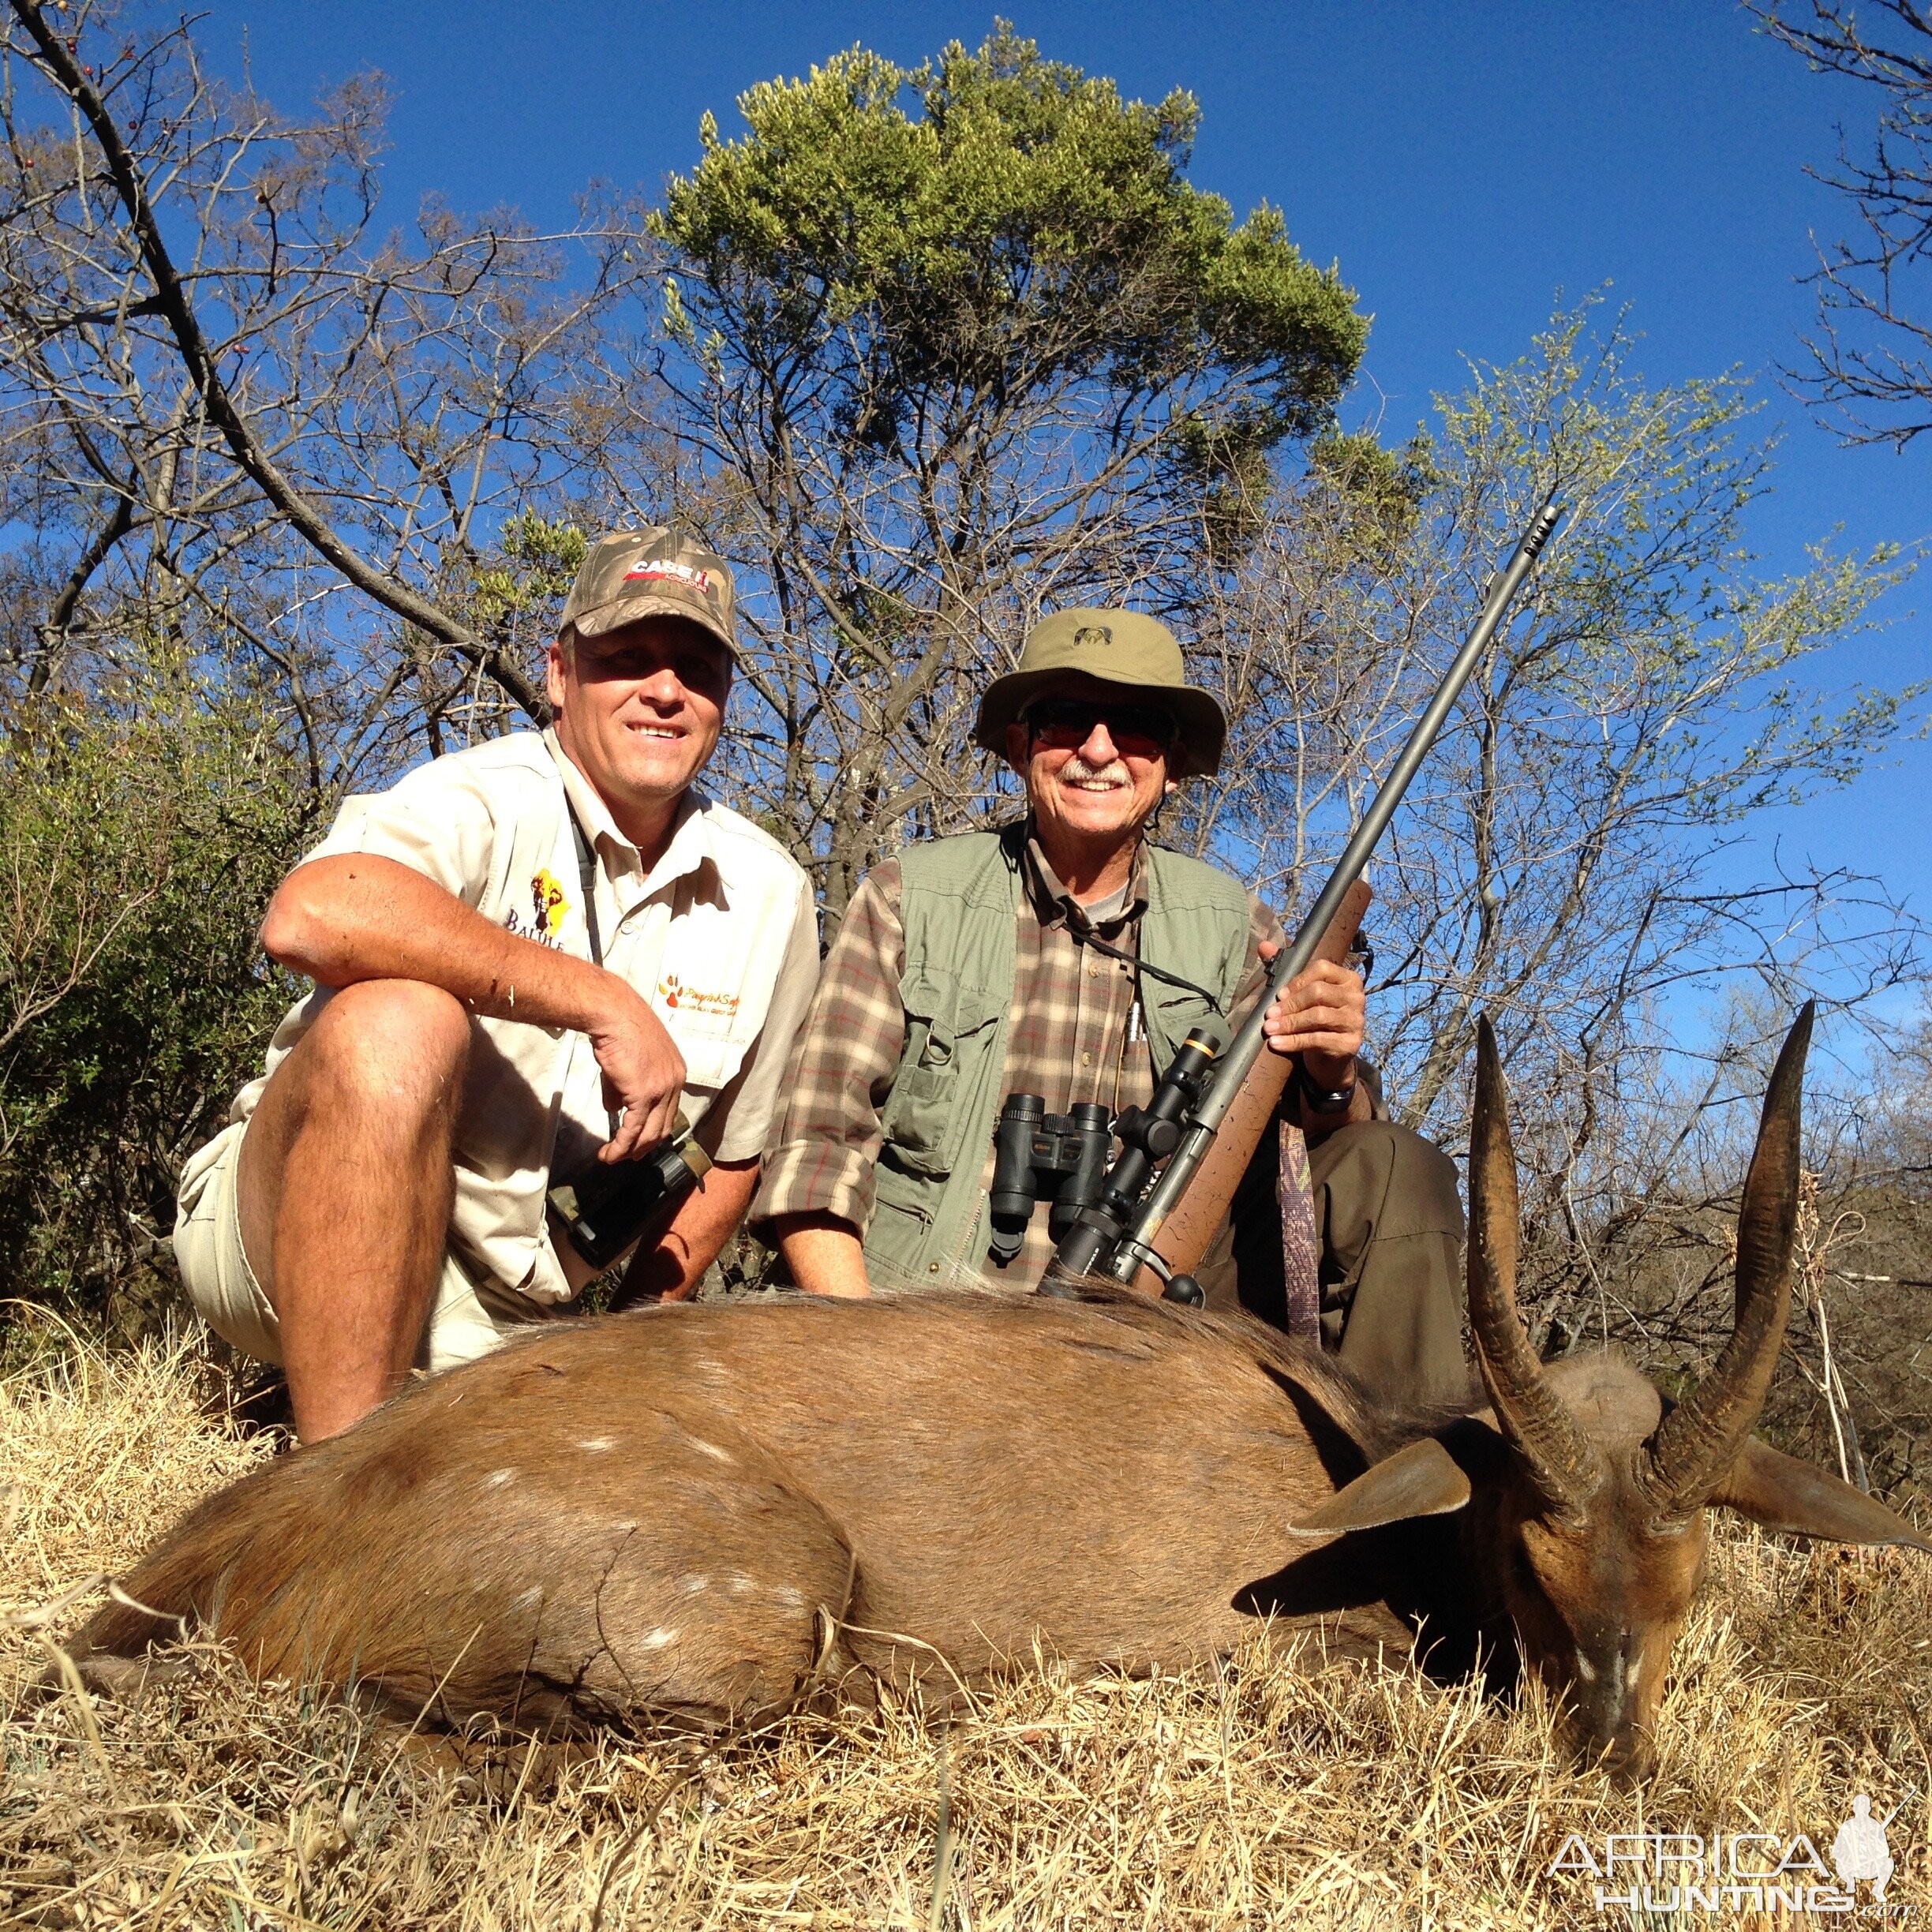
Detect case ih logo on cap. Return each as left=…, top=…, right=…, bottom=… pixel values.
left=623, top=560, right=713, bottom=596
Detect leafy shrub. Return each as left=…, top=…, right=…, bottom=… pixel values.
left=0, top=658, right=310, bottom=1339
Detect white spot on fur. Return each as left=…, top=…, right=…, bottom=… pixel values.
left=578, top=1436, right=614, bottom=1452
left=772, top=1586, right=804, bottom=1609
left=642, top=1627, right=677, bottom=1649
left=1574, top=1651, right=1597, bottom=1683
left=728, top=1572, right=755, bottom=1595
left=488, top=1468, right=516, bottom=1488
left=613, top=1519, right=638, bottom=1533
left=515, top=1586, right=542, bottom=1609
left=681, top=1575, right=710, bottom=1597
left=687, top=1436, right=732, bottom=1463
left=1626, top=1653, right=1642, bottom=1688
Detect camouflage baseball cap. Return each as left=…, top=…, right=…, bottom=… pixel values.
left=560, top=527, right=737, bottom=658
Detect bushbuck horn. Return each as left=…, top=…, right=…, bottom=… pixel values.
left=1641, top=1002, right=1814, bottom=1522
left=1466, top=1015, right=1599, bottom=1516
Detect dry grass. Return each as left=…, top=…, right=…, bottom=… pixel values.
left=3, top=1331, right=1930, bottom=1929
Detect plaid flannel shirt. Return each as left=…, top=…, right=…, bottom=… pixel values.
left=755, top=829, right=1317, bottom=1298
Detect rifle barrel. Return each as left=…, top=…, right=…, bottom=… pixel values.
left=1099, top=493, right=1563, bottom=1283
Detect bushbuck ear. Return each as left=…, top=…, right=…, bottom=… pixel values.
left=1713, top=1439, right=1932, bottom=1555
left=1286, top=1436, right=1471, bottom=1537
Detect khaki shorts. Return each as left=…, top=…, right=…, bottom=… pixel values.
left=174, top=1120, right=555, bottom=1376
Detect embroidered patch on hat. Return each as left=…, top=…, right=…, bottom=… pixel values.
left=623, top=560, right=713, bottom=595
left=1074, top=624, right=1114, bottom=648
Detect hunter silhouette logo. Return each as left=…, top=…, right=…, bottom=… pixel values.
left=1074, top=623, right=1114, bottom=650
left=530, top=868, right=568, bottom=942
left=657, top=972, right=740, bottom=1020
left=1831, top=1794, right=1895, bottom=1902
left=1547, top=1793, right=1916, bottom=1913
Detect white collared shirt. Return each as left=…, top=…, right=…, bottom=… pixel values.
left=230, top=729, right=818, bottom=1304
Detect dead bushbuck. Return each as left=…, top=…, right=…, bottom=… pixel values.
left=76, top=1005, right=1930, bottom=1777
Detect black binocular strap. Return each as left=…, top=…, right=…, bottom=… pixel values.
left=565, top=802, right=604, bottom=969
left=563, top=799, right=618, bottom=1138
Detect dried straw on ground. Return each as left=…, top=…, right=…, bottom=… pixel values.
left=2, top=1328, right=1929, bottom=1929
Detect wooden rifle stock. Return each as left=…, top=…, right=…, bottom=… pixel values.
left=1131, top=878, right=1372, bottom=1293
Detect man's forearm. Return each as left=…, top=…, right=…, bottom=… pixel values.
left=617, top=1159, right=760, bottom=1303
left=771, top=1213, right=871, bottom=1298
left=263, top=853, right=629, bottom=1033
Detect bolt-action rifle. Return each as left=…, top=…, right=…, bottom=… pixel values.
left=1048, top=496, right=1564, bottom=1301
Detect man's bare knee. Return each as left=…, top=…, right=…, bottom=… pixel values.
left=301, top=980, right=473, bottom=1130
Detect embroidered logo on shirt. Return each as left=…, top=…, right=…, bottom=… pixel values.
left=530, top=868, right=569, bottom=942
left=504, top=869, right=570, bottom=948
left=658, top=972, right=739, bottom=1018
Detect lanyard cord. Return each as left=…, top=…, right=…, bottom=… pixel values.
left=566, top=802, right=604, bottom=969
left=563, top=799, right=619, bottom=1137
left=1071, top=919, right=1227, bottom=1019
left=1025, top=814, right=1229, bottom=1021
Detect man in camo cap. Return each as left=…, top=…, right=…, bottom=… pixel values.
left=174, top=529, right=820, bottom=1441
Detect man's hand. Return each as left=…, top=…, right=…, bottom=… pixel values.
left=1257, top=946, right=1365, bottom=1091
left=586, top=987, right=687, bottom=1161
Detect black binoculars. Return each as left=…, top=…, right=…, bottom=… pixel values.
left=548, top=1114, right=713, bottom=1271
left=988, top=1096, right=1113, bottom=1263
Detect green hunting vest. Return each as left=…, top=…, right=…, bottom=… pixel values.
left=866, top=826, right=1254, bottom=1284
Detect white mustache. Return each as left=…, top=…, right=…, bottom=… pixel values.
left=1061, top=757, right=1129, bottom=785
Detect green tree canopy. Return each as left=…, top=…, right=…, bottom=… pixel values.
left=659, top=26, right=1363, bottom=443
left=649, top=24, right=1368, bottom=914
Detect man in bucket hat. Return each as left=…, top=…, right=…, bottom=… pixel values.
left=173, top=529, right=821, bottom=1441
left=754, top=608, right=1467, bottom=1404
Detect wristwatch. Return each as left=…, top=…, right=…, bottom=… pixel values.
left=1297, top=1062, right=1358, bottom=1116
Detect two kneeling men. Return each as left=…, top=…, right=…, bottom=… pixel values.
left=175, top=541, right=1464, bottom=1440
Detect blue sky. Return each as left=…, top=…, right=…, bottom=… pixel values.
left=204, top=2, right=1926, bottom=928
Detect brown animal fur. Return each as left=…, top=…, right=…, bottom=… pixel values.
left=76, top=1289, right=1451, bottom=1732
left=74, top=1008, right=1932, bottom=1780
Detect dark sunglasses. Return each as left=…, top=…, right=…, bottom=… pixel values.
left=1021, top=696, right=1177, bottom=758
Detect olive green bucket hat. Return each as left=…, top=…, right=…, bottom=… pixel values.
left=974, top=608, right=1227, bottom=777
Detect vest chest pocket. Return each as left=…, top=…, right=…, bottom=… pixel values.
left=1148, top=987, right=1228, bottom=1069
left=879, top=970, right=1005, bottom=1178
